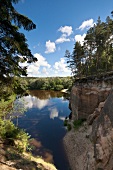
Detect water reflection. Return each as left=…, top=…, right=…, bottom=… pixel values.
left=29, top=90, right=64, bottom=99
left=23, top=95, right=49, bottom=109
left=49, top=108, right=58, bottom=119
left=14, top=90, right=70, bottom=170
left=30, top=139, right=54, bottom=163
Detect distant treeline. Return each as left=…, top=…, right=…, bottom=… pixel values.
left=24, top=77, right=73, bottom=91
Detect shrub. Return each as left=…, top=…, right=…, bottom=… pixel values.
left=54, top=85, right=64, bottom=91
left=64, top=119, right=68, bottom=126
left=67, top=124, right=72, bottom=131
left=0, top=119, right=30, bottom=153
left=73, top=119, right=86, bottom=129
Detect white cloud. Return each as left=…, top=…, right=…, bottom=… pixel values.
left=55, top=34, right=70, bottom=44
left=53, top=58, right=71, bottom=73
left=74, top=33, right=86, bottom=46
left=55, top=26, right=73, bottom=44
left=58, top=26, right=73, bottom=36
left=34, top=53, right=51, bottom=68
left=19, top=54, right=71, bottom=77
left=49, top=108, right=58, bottom=119
left=23, top=96, right=49, bottom=110
left=78, top=19, right=94, bottom=30
left=45, top=40, right=56, bottom=53
left=59, top=116, right=65, bottom=121
left=41, top=67, right=49, bottom=75
left=19, top=53, right=51, bottom=77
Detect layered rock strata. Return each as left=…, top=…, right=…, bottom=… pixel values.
left=64, top=79, right=113, bottom=170
left=70, top=80, right=112, bottom=120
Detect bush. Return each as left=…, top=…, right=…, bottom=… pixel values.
left=15, top=129, right=30, bottom=153
left=0, top=119, right=30, bottom=153
left=73, top=119, right=86, bottom=129
left=0, top=119, right=17, bottom=139
left=54, top=85, right=64, bottom=91
left=64, top=119, right=68, bottom=126
left=67, top=124, right=72, bottom=131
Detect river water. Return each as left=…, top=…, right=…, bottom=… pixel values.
left=13, top=90, right=70, bottom=170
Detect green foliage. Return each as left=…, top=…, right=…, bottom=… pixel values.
left=0, top=119, right=19, bottom=139
left=0, top=95, right=29, bottom=153
left=16, top=129, right=30, bottom=153
left=0, top=94, right=16, bottom=118
left=64, top=119, right=68, bottom=126
left=65, top=14, right=113, bottom=78
left=0, top=77, right=28, bottom=102
left=54, top=84, right=64, bottom=91
left=67, top=124, right=72, bottom=131
left=13, top=77, right=28, bottom=94
left=0, top=0, right=37, bottom=81
left=25, top=77, right=73, bottom=91
left=0, top=0, right=37, bottom=101
left=0, top=119, right=30, bottom=153
left=73, top=119, right=86, bottom=130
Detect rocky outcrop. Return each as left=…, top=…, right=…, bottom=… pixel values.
left=64, top=78, right=113, bottom=170
left=91, top=90, right=113, bottom=170
left=63, top=123, right=95, bottom=170
left=70, top=80, right=112, bottom=120
left=87, top=101, right=105, bottom=125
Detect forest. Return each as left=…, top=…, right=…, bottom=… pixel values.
left=25, top=77, right=72, bottom=91
left=65, top=13, right=113, bottom=79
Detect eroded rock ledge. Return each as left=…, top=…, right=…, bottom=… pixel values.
left=70, top=79, right=112, bottom=120
left=64, top=78, right=113, bottom=170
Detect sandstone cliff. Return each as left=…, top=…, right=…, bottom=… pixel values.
left=64, top=78, right=113, bottom=170
left=70, top=79, right=112, bottom=120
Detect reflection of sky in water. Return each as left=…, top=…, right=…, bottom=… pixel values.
left=49, top=108, right=58, bottom=119
left=23, top=95, right=49, bottom=109
left=23, top=95, right=68, bottom=121
left=14, top=91, right=70, bottom=170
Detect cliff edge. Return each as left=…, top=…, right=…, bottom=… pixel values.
left=64, top=79, right=113, bottom=170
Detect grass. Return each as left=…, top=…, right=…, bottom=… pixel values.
left=67, top=124, right=72, bottom=131
left=64, top=119, right=68, bottom=126
left=73, top=119, right=86, bottom=130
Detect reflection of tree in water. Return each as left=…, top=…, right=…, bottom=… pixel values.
left=29, top=90, right=64, bottom=100
left=30, top=139, right=54, bottom=163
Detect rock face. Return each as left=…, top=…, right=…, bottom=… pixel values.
left=92, top=90, right=113, bottom=170
left=70, top=80, right=112, bottom=119
left=64, top=79, right=113, bottom=170
left=63, top=124, right=95, bottom=170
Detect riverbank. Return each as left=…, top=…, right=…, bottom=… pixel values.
left=61, top=89, right=68, bottom=93
left=0, top=138, right=57, bottom=170
left=63, top=123, right=94, bottom=170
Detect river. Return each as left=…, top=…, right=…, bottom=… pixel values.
left=13, top=90, right=70, bottom=170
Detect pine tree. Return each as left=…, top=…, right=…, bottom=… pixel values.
left=0, top=0, right=37, bottom=82
left=0, top=0, right=38, bottom=100
left=66, top=13, right=113, bottom=79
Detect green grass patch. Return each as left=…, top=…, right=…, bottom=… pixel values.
left=73, top=119, right=86, bottom=129
left=67, top=124, right=72, bottom=131
left=64, top=119, right=68, bottom=126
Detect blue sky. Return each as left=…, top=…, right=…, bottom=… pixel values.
left=16, top=0, right=113, bottom=77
